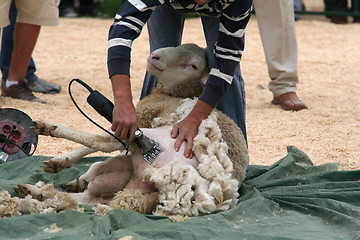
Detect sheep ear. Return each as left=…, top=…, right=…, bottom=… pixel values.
left=200, top=72, right=209, bottom=88
left=203, top=47, right=209, bottom=64
left=201, top=47, right=209, bottom=88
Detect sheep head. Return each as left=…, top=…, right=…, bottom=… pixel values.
left=146, top=43, right=209, bottom=98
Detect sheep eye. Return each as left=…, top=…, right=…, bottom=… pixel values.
left=191, top=65, right=198, bottom=70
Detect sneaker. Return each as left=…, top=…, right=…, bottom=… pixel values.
left=60, top=7, right=78, bottom=18
left=1, top=79, right=46, bottom=104
left=28, top=75, right=61, bottom=94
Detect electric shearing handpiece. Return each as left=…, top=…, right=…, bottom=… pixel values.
left=81, top=80, right=163, bottom=164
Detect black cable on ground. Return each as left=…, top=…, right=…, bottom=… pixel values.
left=68, top=79, right=128, bottom=154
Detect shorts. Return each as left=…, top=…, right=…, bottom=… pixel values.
left=0, top=0, right=60, bottom=28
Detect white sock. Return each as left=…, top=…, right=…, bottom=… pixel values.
left=5, top=80, right=18, bottom=88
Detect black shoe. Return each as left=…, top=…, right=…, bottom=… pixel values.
left=330, top=17, right=348, bottom=24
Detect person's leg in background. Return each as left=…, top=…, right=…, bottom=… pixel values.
left=0, top=0, right=36, bottom=87
left=324, top=0, right=348, bottom=24
left=0, top=0, right=61, bottom=94
left=59, top=0, right=78, bottom=18
left=1, top=0, right=61, bottom=103
left=1, top=20, right=45, bottom=103
left=293, top=0, right=305, bottom=21
left=253, top=0, right=307, bottom=111
left=351, top=0, right=360, bottom=23
left=78, top=0, right=106, bottom=17
left=141, top=5, right=185, bottom=98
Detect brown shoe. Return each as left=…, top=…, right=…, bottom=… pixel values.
left=330, top=17, right=348, bottom=24
left=272, top=92, right=307, bottom=111
left=1, top=79, right=46, bottom=104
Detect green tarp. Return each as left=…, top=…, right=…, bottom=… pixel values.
left=0, top=146, right=359, bottom=240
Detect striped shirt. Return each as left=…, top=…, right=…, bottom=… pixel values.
left=108, top=0, right=253, bottom=107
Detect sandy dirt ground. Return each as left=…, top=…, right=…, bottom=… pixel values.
left=0, top=14, right=359, bottom=170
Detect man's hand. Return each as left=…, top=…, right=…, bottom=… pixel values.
left=110, top=74, right=138, bottom=143
left=171, top=100, right=213, bottom=158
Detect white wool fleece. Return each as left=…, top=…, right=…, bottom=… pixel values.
left=145, top=101, right=239, bottom=216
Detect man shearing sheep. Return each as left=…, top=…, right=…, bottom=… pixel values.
left=107, top=0, right=252, bottom=158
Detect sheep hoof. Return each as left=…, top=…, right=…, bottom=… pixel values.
left=13, top=185, right=27, bottom=197
left=31, top=121, right=57, bottom=136
left=62, top=183, right=77, bottom=192
left=31, top=121, right=47, bottom=135
left=43, top=158, right=65, bottom=173
left=62, top=177, right=86, bottom=193
left=14, top=184, right=44, bottom=201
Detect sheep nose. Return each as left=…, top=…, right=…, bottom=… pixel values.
left=150, top=53, right=160, bottom=61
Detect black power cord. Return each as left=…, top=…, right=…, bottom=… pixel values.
left=0, top=134, right=34, bottom=156
left=68, top=78, right=128, bottom=154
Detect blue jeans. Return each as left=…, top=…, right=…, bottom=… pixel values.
left=294, top=0, right=304, bottom=20
left=0, top=0, right=37, bottom=87
left=141, top=5, right=247, bottom=141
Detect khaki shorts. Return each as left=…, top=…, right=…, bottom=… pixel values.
left=0, top=0, right=60, bottom=28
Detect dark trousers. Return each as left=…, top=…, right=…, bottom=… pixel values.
left=141, top=5, right=247, bottom=141
left=324, top=0, right=348, bottom=17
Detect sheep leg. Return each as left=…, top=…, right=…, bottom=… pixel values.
left=14, top=181, right=55, bottom=201
left=31, top=121, right=125, bottom=153
left=61, top=161, right=103, bottom=193
left=86, top=156, right=133, bottom=197
left=14, top=184, right=45, bottom=200
left=87, top=170, right=132, bottom=198
left=14, top=182, right=80, bottom=212
left=13, top=182, right=93, bottom=204
left=63, top=155, right=133, bottom=196
left=43, top=146, right=97, bottom=173
left=110, top=189, right=159, bottom=214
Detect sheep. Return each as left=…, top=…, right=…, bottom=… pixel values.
left=12, top=43, right=249, bottom=217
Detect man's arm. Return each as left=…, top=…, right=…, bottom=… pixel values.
left=110, top=74, right=138, bottom=143
left=107, top=0, right=157, bottom=78
left=171, top=99, right=213, bottom=158
left=199, top=3, right=253, bottom=108
left=107, top=0, right=161, bottom=141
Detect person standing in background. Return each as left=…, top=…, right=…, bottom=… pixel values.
left=0, top=0, right=60, bottom=103
left=324, top=0, right=349, bottom=24
left=253, top=0, right=307, bottom=111
left=324, top=0, right=360, bottom=24
left=0, top=0, right=61, bottom=95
